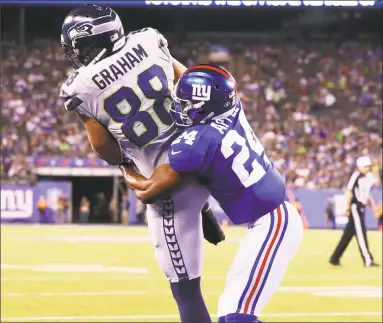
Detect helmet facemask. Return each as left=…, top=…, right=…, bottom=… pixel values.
left=169, top=92, right=194, bottom=127
left=61, top=33, right=111, bottom=70
left=170, top=92, right=215, bottom=127
left=61, top=35, right=83, bottom=70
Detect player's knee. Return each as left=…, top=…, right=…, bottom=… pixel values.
left=225, top=313, right=261, bottom=322
left=170, top=277, right=203, bottom=300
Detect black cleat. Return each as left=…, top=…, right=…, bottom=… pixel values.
left=329, top=259, right=341, bottom=266
left=365, top=262, right=380, bottom=267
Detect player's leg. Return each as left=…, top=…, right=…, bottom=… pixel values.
left=329, top=212, right=336, bottom=229
left=351, top=205, right=373, bottom=266
left=331, top=214, right=336, bottom=229
left=329, top=214, right=355, bottom=265
left=146, top=182, right=211, bottom=323
left=326, top=212, right=330, bottom=228
left=217, top=201, right=303, bottom=322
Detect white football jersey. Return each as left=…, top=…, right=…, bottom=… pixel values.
left=60, top=28, right=181, bottom=176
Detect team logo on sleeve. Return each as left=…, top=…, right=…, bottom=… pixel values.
left=192, top=84, right=211, bottom=101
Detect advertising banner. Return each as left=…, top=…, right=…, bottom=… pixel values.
left=0, top=185, right=37, bottom=223
left=189, top=188, right=382, bottom=230
left=1, top=181, right=72, bottom=223
left=290, top=187, right=381, bottom=230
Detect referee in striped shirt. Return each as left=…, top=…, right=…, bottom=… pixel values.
left=329, top=156, right=379, bottom=267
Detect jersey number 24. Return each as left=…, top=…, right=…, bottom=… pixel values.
left=222, top=118, right=271, bottom=188
left=103, top=64, right=173, bottom=147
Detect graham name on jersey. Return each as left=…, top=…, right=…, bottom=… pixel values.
left=92, top=44, right=148, bottom=90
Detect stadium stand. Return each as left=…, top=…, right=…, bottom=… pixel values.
left=1, top=38, right=381, bottom=188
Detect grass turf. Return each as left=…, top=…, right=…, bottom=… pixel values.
left=1, top=225, right=382, bottom=322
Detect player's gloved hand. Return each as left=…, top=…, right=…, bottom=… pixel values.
left=119, top=158, right=136, bottom=171
left=201, top=202, right=225, bottom=246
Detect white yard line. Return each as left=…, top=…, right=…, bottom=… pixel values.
left=2, top=286, right=381, bottom=297
left=1, top=275, right=381, bottom=282
left=1, top=312, right=382, bottom=322
left=0, top=264, right=149, bottom=274
left=4, top=291, right=149, bottom=297
left=279, top=286, right=381, bottom=291
left=267, top=312, right=382, bottom=317
left=286, top=275, right=382, bottom=280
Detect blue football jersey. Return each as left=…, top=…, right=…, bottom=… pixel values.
left=169, top=104, right=287, bottom=225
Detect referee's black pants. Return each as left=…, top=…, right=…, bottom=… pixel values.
left=330, top=203, right=374, bottom=266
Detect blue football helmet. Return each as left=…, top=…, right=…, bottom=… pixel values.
left=170, top=65, right=238, bottom=127
left=61, top=4, right=126, bottom=69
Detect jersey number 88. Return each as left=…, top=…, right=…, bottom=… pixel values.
left=103, top=64, right=173, bottom=147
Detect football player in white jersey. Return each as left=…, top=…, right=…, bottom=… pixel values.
left=59, top=4, right=219, bottom=322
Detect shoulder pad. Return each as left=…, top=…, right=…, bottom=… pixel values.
left=129, top=27, right=164, bottom=41
left=129, top=27, right=153, bottom=36
left=169, top=126, right=217, bottom=173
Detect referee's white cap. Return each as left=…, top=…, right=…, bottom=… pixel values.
left=356, top=156, right=372, bottom=168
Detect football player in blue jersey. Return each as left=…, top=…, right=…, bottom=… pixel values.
left=120, top=65, right=304, bottom=323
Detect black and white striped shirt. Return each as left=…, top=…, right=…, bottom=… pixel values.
left=347, top=171, right=372, bottom=206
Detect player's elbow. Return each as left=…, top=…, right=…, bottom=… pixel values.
left=136, top=191, right=156, bottom=204
left=93, top=148, right=122, bottom=165
left=136, top=184, right=160, bottom=204
left=91, top=140, right=122, bottom=165
left=104, top=157, right=122, bottom=166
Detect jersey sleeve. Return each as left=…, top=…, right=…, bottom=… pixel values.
left=59, top=71, right=94, bottom=118
left=169, top=128, right=217, bottom=174
left=144, top=27, right=173, bottom=63
left=156, top=30, right=172, bottom=62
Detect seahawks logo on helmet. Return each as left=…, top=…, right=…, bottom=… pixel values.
left=68, top=23, right=94, bottom=41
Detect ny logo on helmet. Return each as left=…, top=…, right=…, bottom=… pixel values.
left=192, top=84, right=211, bottom=101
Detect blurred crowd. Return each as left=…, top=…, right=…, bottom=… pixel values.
left=1, top=38, right=382, bottom=188
left=237, top=41, right=382, bottom=188
left=1, top=40, right=92, bottom=183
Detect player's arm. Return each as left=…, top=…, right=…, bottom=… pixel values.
left=173, top=59, right=187, bottom=84
left=120, top=129, right=213, bottom=203
left=60, top=73, right=122, bottom=165
left=120, top=161, right=225, bottom=245
left=119, top=162, right=186, bottom=204
left=77, top=113, right=122, bottom=165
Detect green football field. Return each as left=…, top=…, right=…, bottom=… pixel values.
left=1, top=225, right=382, bottom=322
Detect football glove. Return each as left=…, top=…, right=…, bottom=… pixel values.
left=119, top=158, right=136, bottom=170
left=202, top=202, right=225, bottom=246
